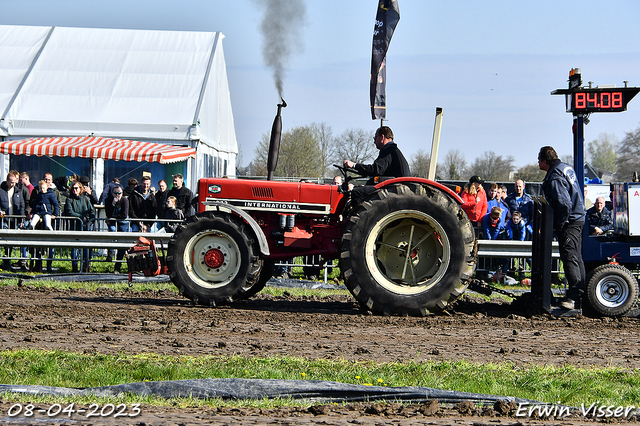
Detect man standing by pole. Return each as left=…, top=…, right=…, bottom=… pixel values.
left=538, top=146, right=586, bottom=310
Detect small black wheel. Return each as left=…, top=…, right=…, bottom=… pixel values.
left=339, top=183, right=477, bottom=316
left=167, top=213, right=260, bottom=306
left=586, top=264, right=639, bottom=316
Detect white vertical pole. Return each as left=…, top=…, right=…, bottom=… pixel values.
left=428, top=107, right=443, bottom=181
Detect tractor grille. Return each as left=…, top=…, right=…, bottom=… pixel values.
left=252, top=187, right=274, bottom=198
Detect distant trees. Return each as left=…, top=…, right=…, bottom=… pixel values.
left=249, top=125, right=322, bottom=178
left=440, top=149, right=467, bottom=180
left=588, top=133, right=618, bottom=174
left=514, top=163, right=546, bottom=183
left=409, top=149, right=431, bottom=178
left=467, top=151, right=515, bottom=182
left=247, top=124, right=376, bottom=178
left=617, top=127, right=640, bottom=181
left=333, top=128, right=377, bottom=167
left=242, top=123, right=640, bottom=181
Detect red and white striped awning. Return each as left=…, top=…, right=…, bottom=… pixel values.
left=0, top=136, right=196, bottom=164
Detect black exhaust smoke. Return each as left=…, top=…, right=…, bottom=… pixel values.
left=266, top=98, right=287, bottom=180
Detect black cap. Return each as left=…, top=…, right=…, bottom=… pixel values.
left=79, top=176, right=90, bottom=185
left=172, top=173, right=184, bottom=179
left=469, top=175, right=484, bottom=184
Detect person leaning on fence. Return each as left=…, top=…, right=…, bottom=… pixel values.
left=65, top=182, right=96, bottom=273
left=0, top=171, right=27, bottom=270
left=105, top=187, right=130, bottom=273
left=163, top=196, right=184, bottom=233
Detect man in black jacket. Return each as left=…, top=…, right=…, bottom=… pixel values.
left=342, top=126, right=411, bottom=204
left=168, top=173, right=194, bottom=218
left=538, top=146, right=586, bottom=310
left=587, top=196, right=613, bottom=236
left=1, top=171, right=27, bottom=270
left=129, top=176, right=157, bottom=232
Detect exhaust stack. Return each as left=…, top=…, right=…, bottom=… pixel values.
left=267, top=98, right=287, bottom=180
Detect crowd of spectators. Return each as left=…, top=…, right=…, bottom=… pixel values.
left=460, top=175, right=613, bottom=286
left=0, top=170, right=194, bottom=273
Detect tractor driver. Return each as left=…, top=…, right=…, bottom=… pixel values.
left=343, top=126, right=411, bottom=205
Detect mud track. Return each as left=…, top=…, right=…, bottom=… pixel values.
left=1, top=284, right=639, bottom=425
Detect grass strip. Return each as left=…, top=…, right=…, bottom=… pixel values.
left=1, top=349, right=639, bottom=408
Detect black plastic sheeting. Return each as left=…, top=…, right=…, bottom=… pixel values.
left=0, top=378, right=540, bottom=405
left=5, top=272, right=347, bottom=290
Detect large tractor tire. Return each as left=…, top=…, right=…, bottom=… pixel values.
left=339, top=183, right=477, bottom=316
left=167, top=212, right=261, bottom=306
left=586, top=264, right=639, bottom=316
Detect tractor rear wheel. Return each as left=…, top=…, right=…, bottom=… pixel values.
left=586, top=264, right=639, bottom=316
left=339, top=183, right=477, bottom=316
left=167, top=213, right=260, bottom=306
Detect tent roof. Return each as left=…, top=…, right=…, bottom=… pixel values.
left=0, top=25, right=237, bottom=154
left=0, top=136, right=196, bottom=164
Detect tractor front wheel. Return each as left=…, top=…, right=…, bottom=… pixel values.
left=167, top=213, right=260, bottom=306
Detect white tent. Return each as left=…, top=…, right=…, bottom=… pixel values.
left=0, top=24, right=238, bottom=191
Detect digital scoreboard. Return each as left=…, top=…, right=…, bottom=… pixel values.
left=551, top=69, right=639, bottom=114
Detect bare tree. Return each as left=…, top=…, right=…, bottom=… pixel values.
left=440, top=149, right=467, bottom=180
left=514, top=163, right=546, bottom=183
left=468, top=151, right=515, bottom=181
left=409, top=149, right=431, bottom=178
left=334, top=128, right=377, bottom=165
left=588, top=132, right=618, bottom=173
left=617, top=126, right=640, bottom=181
left=311, top=122, right=336, bottom=177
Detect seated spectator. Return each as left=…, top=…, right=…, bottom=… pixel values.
left=64, top=183, right=96, bottom=272
left=28, top=180, right=59, bottom=231
left=587, top=196, right=613, bottom=235
left=163, top=196, right=185, bottom=233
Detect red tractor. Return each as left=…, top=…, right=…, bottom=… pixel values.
left=163, top=102, right=477, bottom=316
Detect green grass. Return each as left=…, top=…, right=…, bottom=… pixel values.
left=1, top=349, right=640, bottom=408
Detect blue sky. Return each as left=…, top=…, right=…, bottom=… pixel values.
left=3, top=0, right=640, bottom=171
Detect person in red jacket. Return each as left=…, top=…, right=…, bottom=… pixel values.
left=460, top=175, right=487, bottom=233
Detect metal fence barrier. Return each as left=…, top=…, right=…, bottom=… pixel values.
left=0, top=214, right=558, bottom=280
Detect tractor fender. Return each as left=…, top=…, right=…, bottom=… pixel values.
left=201, top=201, right=270, bottom=256
left=374, top=177, right=464, bottom=204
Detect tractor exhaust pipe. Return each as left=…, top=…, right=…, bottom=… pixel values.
left=267, top=98, right=287, bottom=181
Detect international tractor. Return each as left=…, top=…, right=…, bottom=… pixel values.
left=160, top=101, right=478, bottom=316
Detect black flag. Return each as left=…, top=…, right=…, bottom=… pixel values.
left=370, top=0, right=400, bottom=120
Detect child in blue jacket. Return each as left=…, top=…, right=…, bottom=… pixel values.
left=28, top=180, right=59, bottom=231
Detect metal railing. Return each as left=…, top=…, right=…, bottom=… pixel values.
left=0, top=215, right=556, bottom=278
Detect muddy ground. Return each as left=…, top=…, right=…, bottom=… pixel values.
left=1, top=282, right=640, bottom=425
